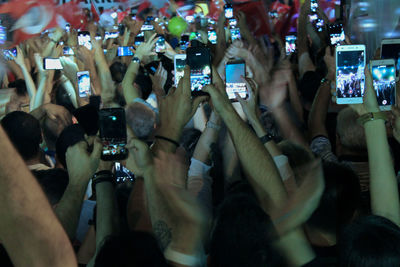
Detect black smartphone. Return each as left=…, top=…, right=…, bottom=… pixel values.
left=117, top=46, right=134, bottom=56
left=135, top=32, right=145, bottom=46
left=114, top=162, right=135, bottom=183
left=328, top=23, right=345, bottom=46
left=180, top=34, right=189, bottom=50
left=226, top=59, right=247, bottom=101
left=145, top=61, right=159, bottom=75
left=155, top=35, right=166, bottom=53
left=224, top=4, right=233, bottom=19
left=99, top=108, right=128, bottom=161
left=63, top=46, right=74, bottom=56
left=186, top=46, right=212, bottom=96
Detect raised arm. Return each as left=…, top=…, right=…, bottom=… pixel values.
left=0, top=125, right=76, bottom=267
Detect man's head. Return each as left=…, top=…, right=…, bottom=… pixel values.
left=336, top=107, right=367, bottom=154
left=209, top=182, right=281, bottom=267
left=307, top=161, right=361, bottom=235
left=1, top=111, right=42, bottom=161
left=43, top=112, right=72, bottom=151
left=32, top=168, right=69, bottom=206
left=56, top=124, right=86, bottom=168
left=339, top=215, right=400, bottom=267
left=125, top=102, right=156, bottom=141
left=110, top=62, right=128, bottom=83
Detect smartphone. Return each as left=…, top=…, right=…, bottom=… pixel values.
left=155, top=35, right=166, bottom=53
left=3, top=47, right=16, bottom=60
left=228, top=18, right=237, bottom=28
left=226, top=60, right=247, bottom=101
left=370, top=59, right=396, bottom=110
left=230, top=28, right=241, bottom=42
left=224, top=4, right=233, bottom=19
left=114, top=162, right=135, bottom=183
left=328, top=23, right=345, bottom=46
left=65, top=23, right=70, bottom=33
left=0, top=25, right=6, bottom=44
left=77, top=71, right=91, bottom=98
left=117, top=46, right=134, bottom=56
left=141, top=23, right=154, bottom=31
left=43, top=58, right=63, bottom=70
left=99, top=108, right=128, bottom=161
left=134, top=32, right=144, bottom=46
left=105, top=31, right=119, bottom=40
left=63, top=46, right=74, bottom=56
left=187, top=47, right=211, bottom=96
left=180, top=34, right=189, bottom=50
left=336, top=45, right=366, bottom=104
left=174, top=54, right=187, bottom=86
left=145, top=61, right=159, bottom=75
left=315, top=18, right=324, bottom=32
left=185, top=15, right=195, bottom=23
left=285, top=35, right=297, bottom=55
left=95, top=35, right=102, bottom=41
left=311, top=0, right=318, bottom=13
left=78, top=31, right=92, bottom=50
left=381, top=39, right=400, bottom=80
left=208, top=30, right=217, bottom=44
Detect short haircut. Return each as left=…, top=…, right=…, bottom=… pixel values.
left=110, top=62, right=128, bottom=83
left=94, top=231, right=169, bottom=267
left=339, top=215, right=400, bottom=267
left=1, top=111, right=42, bottom=160
left=209, top=182, right=282, bottom=267
left=32, top=168, right=69, bottom=206
left=125, top=102, right=156, bottom=140
left=55, top=124, right=85, bottom=168
left=336, top=107, right=367, bottom=153
left=307, top=161, right=361, bottom=234
left=53, top=83, right=76, bottom=114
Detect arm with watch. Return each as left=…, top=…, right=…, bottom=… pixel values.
left=122, top=33, right=158, bottom=104
left=355, top=68, right=400, bottom=225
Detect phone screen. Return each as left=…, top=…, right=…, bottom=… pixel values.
left=63, top=46, right=74, bottom=56
left=372, top=64, right=396, bottom=108
left=0, top=25, right=6, bottom=44
left=99, top=108, right=128, bottom=161
left=229, top=19, right=237, bottom=28
left=77, top=71, right=91, bottom=98
left=208, top=30, right=217, bottom=44
left=174, top=56, right=187, bottom=86
left=155, top=36, right=166, bottom=53
left=141, top=23, right=154, bottom=31
left=3, top=47, right=16, bottom=60
left=180, top=35, right=189, bottom=50
left=105, top=31, right=119, bottom=40
left=114, top=162, right=135, bottom=183
left=78, top=32, right=92, bottom=50
left=226, top=62, right=247, bottom=100
left=311, top=0, right=318, bottom=13
left=135, top=32, right=144, bottom=46
left=187, top=47, right=211, bottom=95
left=44, top=58, right=63, bottom=70
left=336, top=49, right=365, bottom=104
left=381, top=43, right=400, bottom=77
left=329, top=23, right=345, bottom=46
left=285, top=35, right=297, bottom=55
left=117, top=46, right=134, bottom=56
left=230, top=28, right=241, bottom=42
left=225, top=4, right=233, bottom=19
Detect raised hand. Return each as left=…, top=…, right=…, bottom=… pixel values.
left=135, top=33, right=158, bottom=59
left=150, top=62, right=168, bottom=97
left=235, top=77, right=259, bottom=124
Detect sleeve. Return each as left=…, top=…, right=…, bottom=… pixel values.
left=187, top=158, right=213, bottom=216
left=310, top=136, right=338, bottom=163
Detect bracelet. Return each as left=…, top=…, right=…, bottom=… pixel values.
left=320, top=77, right=331, bottom=86
left=164, top=248, right=199, bottom=266
left=206, top=121, right=221, bottom=130
left=357, top=112, right=388, bottom=126
left=92, top=170, right=115, bottom=187
left=259, top=133, right=274, bottom=144
left=155, top=135, right=180, bottom=147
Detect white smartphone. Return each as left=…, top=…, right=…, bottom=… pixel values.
left=77, top=31, right=92, bottom=50
left=43, top=58, right=63, bottom=70
left=174, top=54, right=187, bottom=86
left=336, top=45, right=366, bottom=104
left=381, top=39, right=400, bottom=81
left=77, top=71, right=91, bottom=98
left=370, top=59, right=396, bottom=111
left=226, top=59, right=247, bottom=101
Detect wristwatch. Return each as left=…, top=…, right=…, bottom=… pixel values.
left=357, top=112, right=387, bottom=126
left=132, top=57, right=141, bottom=63
left=260, top=133, right=274, bottom=144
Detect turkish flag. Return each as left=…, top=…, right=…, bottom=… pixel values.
left=57, top=0, right=86, bottom=30
left=91, top=0, right=101, bottom=22
left=235, top=1, right=271, bottom=37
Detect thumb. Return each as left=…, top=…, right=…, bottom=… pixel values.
left=191, top=96, right=209, bottom=115
left=90, top=137, right=102, bottom=161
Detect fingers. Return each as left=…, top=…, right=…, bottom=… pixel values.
left=191, top=95, right=209, bottom=115
left=212, top=66, right=224, bottom=90
left=90, top=136, right=102, bottom=161
left=178, top=65, right=191, bottom=97
left=235, top=92, right=245, bottom=104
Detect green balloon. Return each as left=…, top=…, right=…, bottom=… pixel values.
left=168, top=16, right=188, bottom=37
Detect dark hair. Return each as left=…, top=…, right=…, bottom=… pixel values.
left=298, top=71, right=323, bottom=105
left=94, top=231, right=169, bottom=267
left=55, top=124, right=85, bottom=168
left=54, top=83, right=76, bottom=114
left=209, top=182, right=281, bottom=267
left=8, top=79, right=27, bottom=96
left=1, top=111, right=42, bottom=160
left=110, top=62, right=128, bottom=83
left=339, top=215, right=400, bottom=267
left=135, top=68, right=152, bottom=100
left=32, top=168, right=69, bottom=206
left=307, top=161, right=361, bottom=234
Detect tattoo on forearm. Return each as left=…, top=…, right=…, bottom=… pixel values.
left=153, top=220, right=172, bottom=251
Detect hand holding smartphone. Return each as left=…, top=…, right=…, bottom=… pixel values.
left=381, top=39, right=400, bottom=80
left=226, top=60, right=247, bottom=101
left=77, top=71, right=91, bottom=98
left=43, top=58, right=63, bottom=70
left=186, top=46, right=212, bottom=96
left=174, top=54, right=187, bottom=86
left=370, top=59, right=396, bottom=110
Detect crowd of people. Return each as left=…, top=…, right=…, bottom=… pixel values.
left=1, top=0, right=400, bottom=266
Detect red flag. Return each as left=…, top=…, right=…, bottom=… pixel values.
left=235, top=1, right=271, bottom=37
left=56, top=0, right=86, bottom=29
left=91, top=0, right=100, bottom=22
left=117, top=9, right=130, bottom=24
